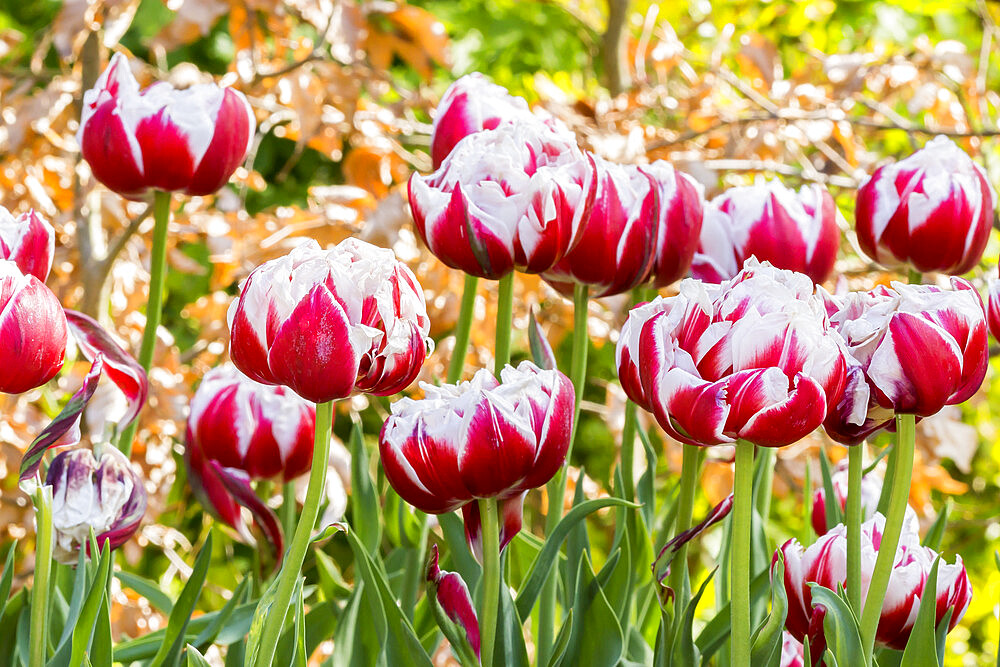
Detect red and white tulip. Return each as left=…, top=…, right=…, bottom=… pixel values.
left=641, top=160, right=704, bottom=288
left=693, top=180, right=840, bottom=284
left=780, top=633, right=805, bottom=667
left=855, top=136, right=994, bottom=275
left=0, top=260, right=68, bottom=395
left=987, top=270, right=1000, bottom=342
left=0, top=207, right=54, bottom=282
left=426, top=544, right=480, bottom=658
left=810, top=460, right=918, bottom=535
left=79, top=53, right=254, bottom=200
left=228, top=238, right=432, bottom=404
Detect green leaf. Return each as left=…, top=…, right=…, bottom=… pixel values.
left=192, top=577, right=250, bottom=651
left=670, top=570, right=714, bottom=667
left=332, top=584, right=380, bottom=667
left=900, top=557, right=941, bottom=667
left=68, top=540, right=113, bottom=667
left=564, top=469, right=590, bottom=600
left=150, top=531, right=214, bottom=667
left=810, top=584, right=864, bottom=667
left=635, top=425, right=657, bottom=528
left=112, top=603, right=256, bottom=662
left=50, top=548, right=89, bottom=663
left=90, top=589, right=114, bottom=667
left=546, top=610, right=573, bottom=667
left=492, top=575, right=530, bottom=667
left=351, top=418, right=382, bottom=555
left=696, top=568, right=770, bottom=661
left=750, top=552, right=788, bottom=667
left=921, top=501, right=950, bottom=552
left=559, top=551, right=624, bottom=667
left=185, top=644, right=212, bottom=667
left=290, top=578, right=308, bottom=667
left=314, top=549, right=351, bottom=601
left=438, top=512, right=480, bottom=588
left=0, top=541, right=18, bottom=622
left=115, top=571, right=174, bottom=614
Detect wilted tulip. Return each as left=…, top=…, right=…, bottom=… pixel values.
left=822, top=279, right=987, bottom=445
left=379, top=361, right=573, bottom=556
left=0, top=207, right=54, bottom=282
left=641, top=160, right=704, bottom=288
left=426, top=544, right=480, bottom=658
left=777, top=513, right=971, bottom=660
left=693, top=180, right=840, bottom=284
left=78, top=52, right=254, bottom=200
left=229, top=238, right=432, bottom=404
left=855, top=136, right=994, bottom=275
left=46, top=446, right=147, bottom=563
left=0, top=260, right=68, bottom=395
left=623, top=260, right=848, bottom=447
left=544, top=157, right=659, bottom=297
left=410, top=122, right=596, bottom=279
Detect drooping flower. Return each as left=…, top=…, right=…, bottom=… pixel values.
left=693, top=180, right=841, bottom=284
left=379, top=361, right=573, bottom=556
left=641, top=160, right=704, bottom=288
left=855, top=136, right=994, bottom=275
left=78, top=52, right=255, bottom=200
left=409, top=122, right=596, bottom=279
left=0, top=207, right=54, bottom=282
left=0, top=260, right=68, bottom=395
left=228, top=238, right=432, bottom=403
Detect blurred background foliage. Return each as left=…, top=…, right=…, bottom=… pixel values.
left=1, top=0, right=1000, bottom=664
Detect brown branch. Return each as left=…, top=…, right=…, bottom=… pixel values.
left=602, top=0, right=630, bottom=96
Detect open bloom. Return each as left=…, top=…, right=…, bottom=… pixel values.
left=229, top=238, right=432, bottom=403
left=430, top=73, right=560, bottom=169
left=79, top=52, right=254, bottom=200
left=641, top=160, right=704, bottom=288
left=410, top=122, right=596, bottom=279
left=621, top=260, right=848, bottom=447
left=0, top=260, right=68, bottom=394
left=379, top=361, right=573, bottom=555
left=543, top=156, right=659, bottom=297
left=46, top=445, right=147, bottom=563
left=777, top=513, right=971, bottom=661
left=693, top=180, right=840, bottom=284
left=822, top=279, right=987, bottom=445
left=0, top=207, right=54, bottom=282
left=855, top=136, right=994, bottom=275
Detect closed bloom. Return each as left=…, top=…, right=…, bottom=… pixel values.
left=379, top=361, right=573, bottom=555
left=822, top=279, right=987, bottom=445
left=0, top=260, right=68, bottom=394
left=623, top=260, right=848, bottom=447
left=0, top=207, right=54, bottom=282
left=641, top=160, right=704, bottom=288
left=410, top=122, right=596, bottom=279
left=229, top=238, right=432, bottom=403
left=987, top=271, right=1000, bottom=341
left=46, top=445, right=147, bottom=563
left=777, top=513, right=971, bottom=660
left=810, top=460, right=918, bottom=535
left=426, top=544, right=480, bottom=658
left=79, top=53, right=254, bottom=200
left=693, top=180, right=840, bottom=284
left=855, top=136, right=994, bottom=275
left=543, top=156, right=659, bottom=297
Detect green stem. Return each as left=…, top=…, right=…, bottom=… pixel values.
left=281, top=481, right=296, bottom=548
left=731, top=440, right=755, bottom=667
left=253, top=400, right=333, bottom=667
left=494, top=273, right=514, bottom=377
left=117, top=189, right=171, bottom=455
left=30, top=485, right=53, bottom=667
left=860, top=413, right=915, bottom=662
left=448, top=275, right=479, bottom=384
left=621, top=400, right=637, bottom=500
left=669, top=443, right=701, bottom=620
left=479, top=498, right=500, bottom=667
left=846, top=443, right=864, bottom=614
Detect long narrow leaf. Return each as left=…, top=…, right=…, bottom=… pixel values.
left=150, top=531, right=214, bottom=667
left=351, top=419, right=382, bottom=554
left=115, top=571, right=175, bottom=614
left=68, top=540, right=112, bottom=667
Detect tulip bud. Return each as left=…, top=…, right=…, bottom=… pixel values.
left=46, top=446, right=147, bottom=563
left=855, top=136, right=995, bottom=275
left=228, top=238, right=432, bottom=403
left=544, top=156, right=659, bottom=297
left=0, top=260, right=68, bottom=394
left=693, top=180, right=840, bottom=284
left=777, top=513, right=971, bottom=660
left=78, top=53, right=255, bottom=200
left=409, top=122, right=597, bottom=279
left=641, top=161, right=704, bottom=288
left=0, top=207, right=54, bottom=282
left=426, top=544, right=480, bottom=658
left=379, top=361, right=573, bottom=555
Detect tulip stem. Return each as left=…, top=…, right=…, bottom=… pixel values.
left=253, top=400, right=333, bottom=667
left=29, top=484, right=53, bottom=667
left=281, top=480, right=296, bottom=547
left=620, top=400, right=637, bottom=500
left=568, top=283, right=590, bottom=446
left=494, top=273, right=514, bottom=377
left=669, top=443, right=701, bottom=620
left=479, top=497, right=500, bottom=667
left=860, top=413, right=915, bottom=662
left=117, top=189, right=171, bottom=456
left=449, top=275, right=479, bottom=384
left=731, top=440, right=754, bottom=667
left=846, top=443, right=864, bottom=614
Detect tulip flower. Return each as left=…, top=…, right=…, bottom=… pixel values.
left=777, top=513, right=971, bottom=660
left=409, top=122, right=597, bottom=280
left=781, top=633, right=805, bottom=667
left=426, top=544, right=480, bottom=659
left=430, top=73, right=564, bottom=169
left=379, top=361, right=573, bottom=555
left=78, top=52, right=254, bottom=200
left=810, top=460, right=918, bottom=535
left=988, top=271, right=1000, bottom=341
left=543, top=157, right=659, bottom=297
left=0, top=207, right=54, bottom=282
left=821, top=278, right=987, bottom=444
left=855, top=136, right=995, bottom=275
left=228, top=238, right=432, bottom=404
left=616, top=297, right=670, bottom=412
left=641, top=160, right=704, bottom=288
left=623, top=260, right=848, bottom=448
left=0, top=260, right=68, bottom=395
left=693, top=180, right=841, bottom=284
left=46, top=445, right=147, bottom=563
